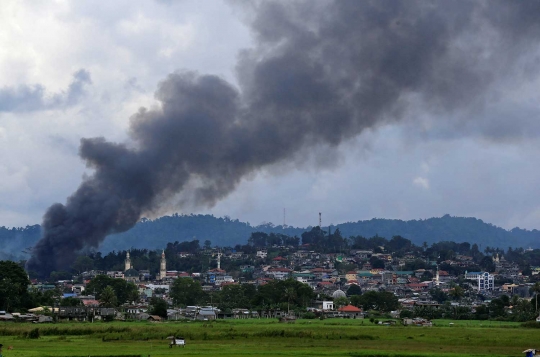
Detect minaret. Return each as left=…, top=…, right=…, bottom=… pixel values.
left=435, top=265, right=440, bottom=286
left=124, top=251, right=131, bottom=272
left=160, top=250, right=166, bottom=280
left=217, top=251, right=222, bottom=270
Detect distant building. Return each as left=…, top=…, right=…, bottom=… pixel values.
left=160, top=250, right=167, bottom=280
left=125, top=251, right=132, bottom=272
left=466, top=271, right=494, bottom=291
left=338, top=305, right=363, bottom=318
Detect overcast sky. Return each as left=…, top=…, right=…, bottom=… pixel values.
left=2, top=0, right=540, bottom=232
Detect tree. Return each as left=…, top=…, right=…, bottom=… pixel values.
left=61, top=297, right=83, bottom=307
left=479, top=256, right=495, bottom=272
left=449, top=286, right=464, bottom=301
left=254, top=279, right=314, bottom=310
left=386, top=236, right=412, bottom=252
left=370, top=257, right=385, bottom=269
left=0, top=260, right=31, bottom=312
left=284, top=286, right=297, bottom=314
left=217, top=284, right=252, bottom=311
left=474, top=305, right=489, bottom=320
left=488, top=295, right=510, bottom=318
left=99, top=286, right=118, bottom=307
left=170, top=278, right=205, bottom=307
left=204, top=240, right=212, bottom=249
left=149, top=297, right=168, bottom=318
left=512, top=298, right=536, bottom=322
left=347, top=284, right=362, bottom=296
left=353, top=291, right=399, bottom=312
left=85, top=275, right=138, bottom=304
left=72, top=255, right=94, bottom=273
left=400, top=309, right=414, bottom=318
left=532, top=282, right=540, bottom=313
left=429, top=288, right=448, bottom=303
left=248, top=232, right=268, bottom=247
left=334, top=296, right=349, bottom=309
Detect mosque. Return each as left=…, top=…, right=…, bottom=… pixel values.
left=124, top=250, right=167, bottom=281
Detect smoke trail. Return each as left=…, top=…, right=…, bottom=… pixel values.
left=26, top=0, right=540, bottom=276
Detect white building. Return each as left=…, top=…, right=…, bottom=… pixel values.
left=466, top=271, right=494, bottom=291
left=322, top=301, right=334, bottom=310
left=256, top=250, right=267, bottom=259
left=125, top=252, right=132, bottom=271
left=266, top=268, right=291, bottom=280
left=159, top=250, right=167, bottom=280
left=215, top=275, right=234, bottom=285
left=477, top=272, right=494, bottom=291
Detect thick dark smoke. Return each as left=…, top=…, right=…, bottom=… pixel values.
left=26, top=0, right=540, bottom=276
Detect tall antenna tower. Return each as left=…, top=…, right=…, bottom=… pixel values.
left=319, top=212, right=322, bottom=227
left=283, top=208, right=287, bottom=228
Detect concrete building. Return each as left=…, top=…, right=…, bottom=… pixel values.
left=466, top=271, right=494, bottom=291
left=125, top=251, right=132, bottom=271
left=160, top=250, right=167, bottom=280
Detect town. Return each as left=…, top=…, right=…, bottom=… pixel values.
left=3, top=227, right=540, bottom=325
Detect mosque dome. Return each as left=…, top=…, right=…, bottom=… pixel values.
left=125, top=268, right=139, bottom=277
left=332, top=289, right=346, bottom=299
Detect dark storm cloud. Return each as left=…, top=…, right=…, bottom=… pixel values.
left=27, top=0, right=540, bottom=276
left=0, top=69, right=91, bottom=112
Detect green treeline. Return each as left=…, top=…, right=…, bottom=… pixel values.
left=3, top=214, right=540, bottom=259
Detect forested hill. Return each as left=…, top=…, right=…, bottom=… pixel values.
left=330, top=214, right=540, bottom=249
left=2, top=214, right=540, bottom=258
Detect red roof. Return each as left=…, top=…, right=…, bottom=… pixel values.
left=273, top=256, right=287, bottom=261
left=318, top=281, right=333, bottom=286
left=82, top=299, right=99, bottom=306
left=220, top=282, right=237, bottom=287
left=338, top=305, right=362, bottom=313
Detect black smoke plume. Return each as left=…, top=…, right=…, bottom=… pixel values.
left=27, top=0, right=540, bottom=277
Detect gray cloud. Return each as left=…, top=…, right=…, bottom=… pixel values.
left=0, top=69, right=91, bottom=113
left=27, top=1, right=540, bottom=276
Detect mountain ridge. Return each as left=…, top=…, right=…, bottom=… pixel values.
left=1, top=214, right=539, bottom=259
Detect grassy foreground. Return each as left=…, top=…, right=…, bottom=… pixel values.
left=0, top=319, right=533, bottom=357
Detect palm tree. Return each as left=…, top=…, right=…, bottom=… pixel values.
left=533, top=282, right=540, bottom=313
left=284, top=287, right=296, bottom=315
left=449, top=286, right=464, bottom=301
left=99, top=286, right=118, bottom=308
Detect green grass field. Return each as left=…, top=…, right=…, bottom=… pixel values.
left=0, top=319, right=534, bottom=357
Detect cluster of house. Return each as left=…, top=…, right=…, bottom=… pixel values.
left=26, top=245, right=539, bottom=322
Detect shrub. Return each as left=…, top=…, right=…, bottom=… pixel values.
left=400, top=310, right=413, bottom=318
left=28, top=328, right=40, bottom=339
left=522, top=321, right=540, bottom=328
